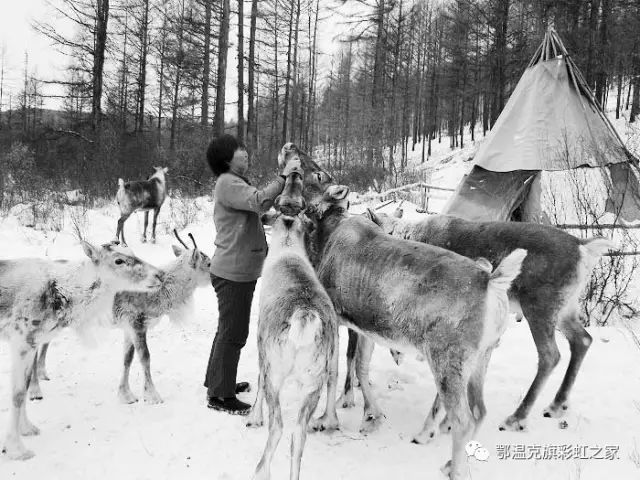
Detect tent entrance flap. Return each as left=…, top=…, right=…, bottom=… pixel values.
left=441, top=166, right=539, bottom=222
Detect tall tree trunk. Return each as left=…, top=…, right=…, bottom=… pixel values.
left=290, top=0, right=301, bottom=143
left=214, top=0, right=230, bottom=135
left=237, top=0, right=245, bottom=141
left=137, top=0, right=150, bottom=131
left=594, top=0, right=610, bottom=106
left=370, top=0, right=387, bottom=168
left=490, top=0, right=509, bottom=126
left=304, top=0, right=320, bottom=151
left=282, top=0, right=296, bottom=143
left=247, top=0, right=258, bottom=151
left=201, top=0, right=212, bottom=126
left=92, top=0, right=110, bottom=130
left=170, top=0, right=186, bottom=150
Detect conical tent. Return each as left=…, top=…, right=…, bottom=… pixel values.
left=443, top=28, right=640, bottom=223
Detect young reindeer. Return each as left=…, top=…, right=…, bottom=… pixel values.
left=0, top=241, right=164, bottom=460
left=305, top=185, right=527, bottom=480
left=246, top=172, right=338, bottom=480
left=364, top=209, right=614, bottom=433
left=115, top=230, right=211, bottom=404
left=115, top=166, right=169, bottom=246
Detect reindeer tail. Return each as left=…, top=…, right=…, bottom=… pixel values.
left=580, top=237, right=615, bottom=258
left=488, top=249, right=527, bottom=294
left=288, top=309, right=322, bottom=348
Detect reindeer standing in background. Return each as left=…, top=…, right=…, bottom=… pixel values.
left=115, top=167, right=168, bottom=246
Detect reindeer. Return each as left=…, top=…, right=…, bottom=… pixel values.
left=363, top=210, right=613, bottom=434
left=246, top=171, right=338, bottom=480
left=304, top=185, right=527, bottom=480
left=0, top=241, right=164, bottom=460
left=115, top=231, right=211, bottom=404
left=115, top=166, right=168, bottom=246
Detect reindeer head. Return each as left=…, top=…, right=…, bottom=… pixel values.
left=363, top=209, right=396, bottom=235
left=314, top=185, right=350, bottom=218
left=149, top=166, right=169, bottom=183
left=275, top=171, right=306, bottom=216
left=277, top=142, right=333, bottom=208
left=81, top=241, right=165, bottom=291
left=171, top=230, right=212, bottom=287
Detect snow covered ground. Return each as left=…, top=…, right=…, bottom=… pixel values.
left=0, top=193, right=639, bottom=480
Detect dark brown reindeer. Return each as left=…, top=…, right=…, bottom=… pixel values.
left=361, top=210, right=613, bottom=435
left=115, top=166, right=168, bottom=246
left=246, top=160, right=339, bottom=480
left=305, top=185, right=527, bottom=480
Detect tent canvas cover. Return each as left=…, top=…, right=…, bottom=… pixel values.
left=442, top=28, right=640, bottom=224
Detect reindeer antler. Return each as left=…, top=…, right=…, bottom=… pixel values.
left=173, top=229, right=190, bottom=249
left=188, top=233, right=198, bottom=250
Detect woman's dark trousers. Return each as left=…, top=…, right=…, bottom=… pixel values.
left=204, top=274, right=257, bottom=398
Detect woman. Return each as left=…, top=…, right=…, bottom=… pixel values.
left=204, top=134, right=301, bottom=415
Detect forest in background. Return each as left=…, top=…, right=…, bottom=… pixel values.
left=2, top=0, right=640, bottom=198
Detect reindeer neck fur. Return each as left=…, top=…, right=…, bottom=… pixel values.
left=54, top=260, right=121, bottom=325
left=151, top=255, right=200, bottom=317
left=317, top=206, right=349, bottom=250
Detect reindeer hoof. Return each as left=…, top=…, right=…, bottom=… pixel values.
left=337, top=393, right=355, bottom=409
left=359, top=412, right=385, bottom=435
left=28, top=390, right=43, bottom=401
left=140, top=237, right=147, bottom=244
left=118, top=390, right=139, bottom=404
left=542, top=403, right=568, bottom=419
left=2, top=445, right=35, bottom=461
left=411, top=428, right=437, bottom=445
left=143, top=392, right=164, bottom=405
left=310, top=415, right=339, bottom=433
left=246, top=418, right=264, bottom=429
left=499, top=415, right=527, bottom=432
left=38, top=371, right=50, bottom=381
left=439, top=418, right=452, bottom=434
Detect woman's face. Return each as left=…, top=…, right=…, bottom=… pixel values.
left=229, top=148, right=249, bottom=175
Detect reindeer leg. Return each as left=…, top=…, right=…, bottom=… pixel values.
left=337, top=328, right=357, bottom=409
left=412, top=393, right=446, bottom=444
left=27, top=354, right=43, bottom=401
left=440, top=367, right=475, bottom=480
left=118, top=331, right=138, bottom=404
left=310, top=328, right=340, bottom=432
left=246, top=369, right=265, bottom=428
left=151, top=207, right=160, bottom=243
left=37, top=342, right=50, bottom=380
left=117, top=214, right=131, bottom=247
left=2, top=341, right=38, bottom=460
left=254, top=373, right=284, bottom=480
left=290, top=384, right=323, bottom=480
left=141, top=211, right=149, bottom=243
left=133, top=325, right=163, bottom=404
left=500, top=310, right=560, bottom=432
left=544, top=310, right=592, bottom=419
left=357, top=336, right=385, bottom=434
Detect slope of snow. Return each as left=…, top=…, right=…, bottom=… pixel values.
left=1, top=196, right=640, bottom=480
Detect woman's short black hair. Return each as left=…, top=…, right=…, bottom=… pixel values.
left=206, top=134, right=246, bottom=176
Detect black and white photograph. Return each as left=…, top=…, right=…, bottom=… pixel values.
left=1, top=0, right=640, bottom=479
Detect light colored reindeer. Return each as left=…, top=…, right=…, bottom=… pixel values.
left=0, top=241, right=164, bottom=460
left=115, top=166, right=168, bottom=246
left=115, top=231, right=211, bottom=404
left=246, top=173, right=338, bottom=480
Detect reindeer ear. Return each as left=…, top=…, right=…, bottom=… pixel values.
left=190, top=249, right=199, bottom=267
left=81, top=241, right=100, bottom=264
left=163, top=167, right=169, bottom=173
left=172, top=245, right=184, bottom=257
